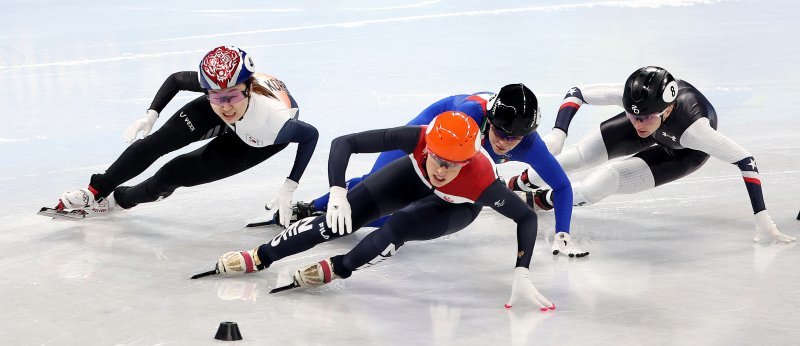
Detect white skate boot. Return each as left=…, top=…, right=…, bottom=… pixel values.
left=58, top=187, right=119, bottom=216
left=293, top=258, right=341, bottom=288
left=272, top=200, right=323, bottom=227
left=270, top=258, right=344, bottom=294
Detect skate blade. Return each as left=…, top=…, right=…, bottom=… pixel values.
left=269, top=282, right=299, bottom=294
left=190, top=269, right=219, bottom=280
left=37, top=207, right=87, bottom=220
left=245, top=219, right=277, bottom=228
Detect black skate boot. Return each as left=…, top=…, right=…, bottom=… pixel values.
left=273, top=200, right=323, bottom=227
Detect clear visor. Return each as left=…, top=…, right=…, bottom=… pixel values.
left=490, top=125, right=524, bottom=142
left=208, top=88, right=247, bottom=106
left=427, top=149, right=471, bottom=169
left=625, top=109, right=665, bottom=124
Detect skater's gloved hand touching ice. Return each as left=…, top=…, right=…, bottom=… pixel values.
left=552, top=232, right=589, bottom=258
left=505, top=267, right=555, bottom=312
left=753, top=211, right=796, bottom=243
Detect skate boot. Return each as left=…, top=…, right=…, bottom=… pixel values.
left=532, top=189, right=554, bottom=211
left=58, top=186, right=119, bottom=216
left=273, top=200, right=323, bottom=227
left=216, top=249, right=264, bottom=275
left=292, top=258, right=341, bottom=288
left=516, top=189, right=553, bottom=211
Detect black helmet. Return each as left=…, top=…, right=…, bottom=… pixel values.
left=486, top=83, right=540, bottom=136
left=623, top=66, right=679, bottom=116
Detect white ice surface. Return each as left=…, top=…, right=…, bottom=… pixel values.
left=1, top=0, right=799, bottom=345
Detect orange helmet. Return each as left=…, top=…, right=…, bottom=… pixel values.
left=425, top=111, right=481, bottom=163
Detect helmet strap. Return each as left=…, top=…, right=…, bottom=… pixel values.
left=658, top=104, right=675, bottom=127
left=243, top=80, right=252, bottom=98
left=239, top=85, right=252, bottom=121
left=480, top=118, right=491, bottom=135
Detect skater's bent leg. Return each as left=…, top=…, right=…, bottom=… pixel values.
left=116, top=134, right=286, bottom=208
left=570, top=157, right=655, bottom=206
left=570, top=144, right=708, bottom=206
left=90, top=97, right=224, bottom=198
left=260, top=159, right=430, bottom=268
left=335, top=196, right=481, bottom=278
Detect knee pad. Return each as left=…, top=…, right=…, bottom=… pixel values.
left=573, top=159, right=655, bottom=205
left=573, top=165, right=619, bottom=206
left=560, top=128, right=609, bottom=172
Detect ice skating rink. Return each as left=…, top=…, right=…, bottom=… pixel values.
left=1, top=0, right=798, bottom=344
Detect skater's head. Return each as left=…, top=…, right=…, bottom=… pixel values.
left=485, top=83, right=540, bottom=155
left=623, top=66, right=678, bottom=137
left=199, top=46, right=255, bottom=90
left=199, top=46, right=256, bottom=124
left=424, top=111, right=481, bottom=187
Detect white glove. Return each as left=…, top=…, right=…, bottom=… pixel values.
left=217, top=249, right=261, bottom=275
left=326, top=186, right=352, bottom=235
left=123, top=109, right=159, bottom=143
left=541, top=128, right=567, bottom=156
left=266, top=179, right=299, bottom=228
left=552, top=232, right=589, bottom=257
left=753, top=210, right=796, bottom=243
left=505, top=267, right=555, bottom=311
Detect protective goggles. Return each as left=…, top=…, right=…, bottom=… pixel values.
left=625, top=109, right=666, bottom=124
left=207, top=88, right=248, bottom=106
left=490, top=125, right=524, bottom=142
left=427, top=150, right=471, bottom=169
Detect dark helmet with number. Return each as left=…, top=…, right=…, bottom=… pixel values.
left=486, top=83, right=540, bottom=136
left=622, top=66, right=679, bottom=116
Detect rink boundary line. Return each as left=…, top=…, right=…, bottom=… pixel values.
left=138, top=0, right=729, bottom=44
left=0, top=0, right=734, bottom=71
left=123, top=0, right=442, bottom=12
left=0, top=39, right=344, bottom=70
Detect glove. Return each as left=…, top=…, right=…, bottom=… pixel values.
left=216, top=249, right=262, bottom=275
left=507, top=168, right=540, bottom=192
left=266, top=179, right=299, bottom=228
left=541, top=128, right=567, bottom=156
left=505, top=267, right=555, bottom=311
left=552, top=232, right=589, bottom=257
left=123, top=109, right=159, bottom=143
left=326, top=186, right=352, bottom=235
left=753, top=210, right=796, bottom=243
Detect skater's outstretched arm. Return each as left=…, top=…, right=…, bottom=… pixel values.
left=124, top=71, right=206, bottom=143
left=680, top=117, right=796, bottom=243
